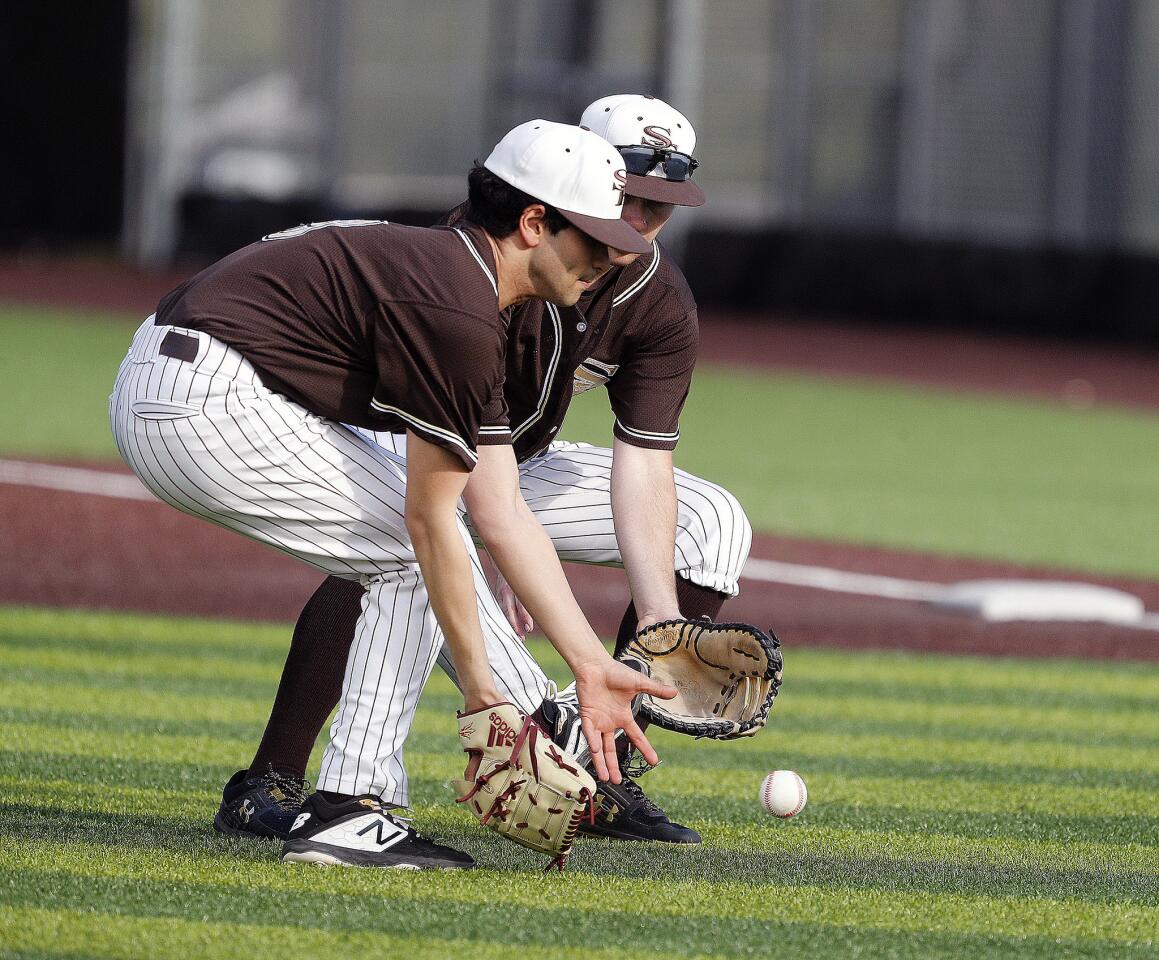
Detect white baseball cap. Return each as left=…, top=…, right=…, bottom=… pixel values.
left=580, top=94, right=705, bottom=207
left=484, top=120, right=650, bottom=254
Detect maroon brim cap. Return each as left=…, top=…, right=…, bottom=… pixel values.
left=560, top=208, right=652, bottom=254
left=624, top=172, right=706, bottom=207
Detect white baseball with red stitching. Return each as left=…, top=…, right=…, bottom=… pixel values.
left=760, top=770, right=807, bottom=818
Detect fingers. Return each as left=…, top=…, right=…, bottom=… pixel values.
left=582, top=717, right=610, bottom=782
left=516, top=599, right=534, bottom=636
left=640, top=676, right=679, bottom=701
left=497, top=585, right=532, bottom=637
left=497, top=586, right=526, bottom=638
left=623, top=718, right=660, bottom=767
left=601, top=731, right=622, bottom=785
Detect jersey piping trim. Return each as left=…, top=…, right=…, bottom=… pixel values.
left=453, top=228, right=498, bottom=297
left=478, top=426, right=512, bottom=435
left=511, top=302, right=564, bottom=442
left=368, top=400, right=478, bottom=463
left=615, top=419, right=680, bottom=442
left=612, top=241, right=660, bottom=308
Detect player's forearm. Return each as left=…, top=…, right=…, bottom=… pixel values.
left=407, top=511, right=502, bottom=710
left=611, top=440, right=680, bottom=627
left=474, top=508, right=608, bottom=672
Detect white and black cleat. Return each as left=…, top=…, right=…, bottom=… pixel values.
left=280, top=793, right=474, bottom=870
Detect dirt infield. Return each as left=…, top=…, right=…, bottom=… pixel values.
left=4, top=467, right=1157, bottom=661
left=3, top=253, right=1158, bottom=661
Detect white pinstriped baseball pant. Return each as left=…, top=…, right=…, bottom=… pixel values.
left=109, top=318, right=553, bottom=805
left=110, top=318, right=752, bottom=804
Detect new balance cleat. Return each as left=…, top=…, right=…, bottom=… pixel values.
left=213, top=767, right=309, bottom=840
left=280, top=792, right=474, bottom=869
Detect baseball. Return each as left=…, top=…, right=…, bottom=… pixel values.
left=760, top=770, right=807, bottom=818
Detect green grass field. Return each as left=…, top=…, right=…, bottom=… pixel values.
left=2, top=605, right=1157, bottom=958
left=4, top=302, right=1159, bottom=957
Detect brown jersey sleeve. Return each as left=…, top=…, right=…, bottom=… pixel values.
left=604, top=252, right=700, bottom=451
left=477, top=373, right=512, bottom=447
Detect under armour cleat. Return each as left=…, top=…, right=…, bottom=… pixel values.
left=213, top=767, right=310, bottom=840
left=280, top=792, right=474, bottom=869
left=580, top=773, right=701, bottom=844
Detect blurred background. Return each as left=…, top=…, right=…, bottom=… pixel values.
left=6, top=0, right=1159, bottom=343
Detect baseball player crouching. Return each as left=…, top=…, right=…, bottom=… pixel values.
left=110, top=120, right=678, bottom=870
left=213, top=96, right=756, bottom=851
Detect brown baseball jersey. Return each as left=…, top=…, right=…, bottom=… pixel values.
left=503, top=240, right=698, bottom=461
left=154, top=219, right=510, bottom=469
left=439, top=204, right=698, bottom=462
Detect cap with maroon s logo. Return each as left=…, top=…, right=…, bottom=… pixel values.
left=580, top=94, right=706, bottom=207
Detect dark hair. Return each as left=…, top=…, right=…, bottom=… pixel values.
left=463, top=163, right=570, bottom=238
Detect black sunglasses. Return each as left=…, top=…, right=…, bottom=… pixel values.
left=616, top=145, right=699, bottom=181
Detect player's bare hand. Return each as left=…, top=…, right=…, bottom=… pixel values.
left=493, top=568, right=534, bottom=638
left=572, top=658, right=677, bottom=783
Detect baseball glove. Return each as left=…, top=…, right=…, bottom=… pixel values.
left=453, top=702, right=596, bottom=870
left=617, top=619, right=783, bottom=739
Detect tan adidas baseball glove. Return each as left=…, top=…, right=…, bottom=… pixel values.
left=453, top=702, right=596, bottom=870
left=617, top=619, right=783, bottom=739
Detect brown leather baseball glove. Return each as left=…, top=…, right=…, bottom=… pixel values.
left=617, top=619, right=783, bottom=739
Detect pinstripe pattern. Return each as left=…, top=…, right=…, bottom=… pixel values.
left=367, top=432, right=752, bottom=719
left=515, top=441, right=751, bottom=596
left=109, top=318, right=543, bottom=804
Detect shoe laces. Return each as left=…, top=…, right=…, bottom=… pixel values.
left=619, top=776, right=664, bottom=818
left=262, top=767, right=311, bottom=809
left=621, top=745, right=661, bottom=780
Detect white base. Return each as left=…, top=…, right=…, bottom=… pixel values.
left=933, top=580, right=1145, bottom=624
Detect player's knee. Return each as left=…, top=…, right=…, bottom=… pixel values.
left=684, top=481, right=751, bottom=557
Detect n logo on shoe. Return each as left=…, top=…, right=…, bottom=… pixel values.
left=356, top=816, right=408, bottom=848
left=240, top=799, right=256, bottom=823
left=291, top=812, right=311, bottom=833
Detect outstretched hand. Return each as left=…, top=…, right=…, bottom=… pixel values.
left=572, top=657, right=678, bottom=783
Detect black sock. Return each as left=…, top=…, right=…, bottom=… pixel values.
left=613, top=577, right=730, bottom=657
left=248, top=576, right=364, bottom=779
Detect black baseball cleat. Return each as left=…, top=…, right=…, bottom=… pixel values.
left=213, top=767, right=310, bottom=840
left=580, top=773, right=702, bottom=844
left=280, top=792, right=475, bottom=869
left=537, top=697, right=700, bottom=844
left=536, top=697, right=590, bottom=763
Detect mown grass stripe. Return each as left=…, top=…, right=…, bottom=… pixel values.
left=6, top=776, right=1154, bottom=876
left=777, top=694, right=1159, bottom=743
left=0, top=646, right=279, bottom=684
left=9, top=725, right=1159, bottom=816
left=0, top=606, right=290, bottom=652
left=13, top=715, right=1156, bottom=782
left=4, top=803, right=1155, bottom=904
left=3, top=842, right=1158, bottom=943
left=3, top=904, right=1153, bottom=960
left=14, top=678, right=1157, bottom=752
left=9, top=758, right=1149, bottom=850
left=0, top=906, right=635, bottom=960
left=6, top=606, right=1159, bottom=699
left=784, top=649, right=1159, bottom=697
left=9, top=718, right=1158, bottom=798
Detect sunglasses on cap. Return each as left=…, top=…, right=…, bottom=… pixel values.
left=616, top=145, right=699, bottom=181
